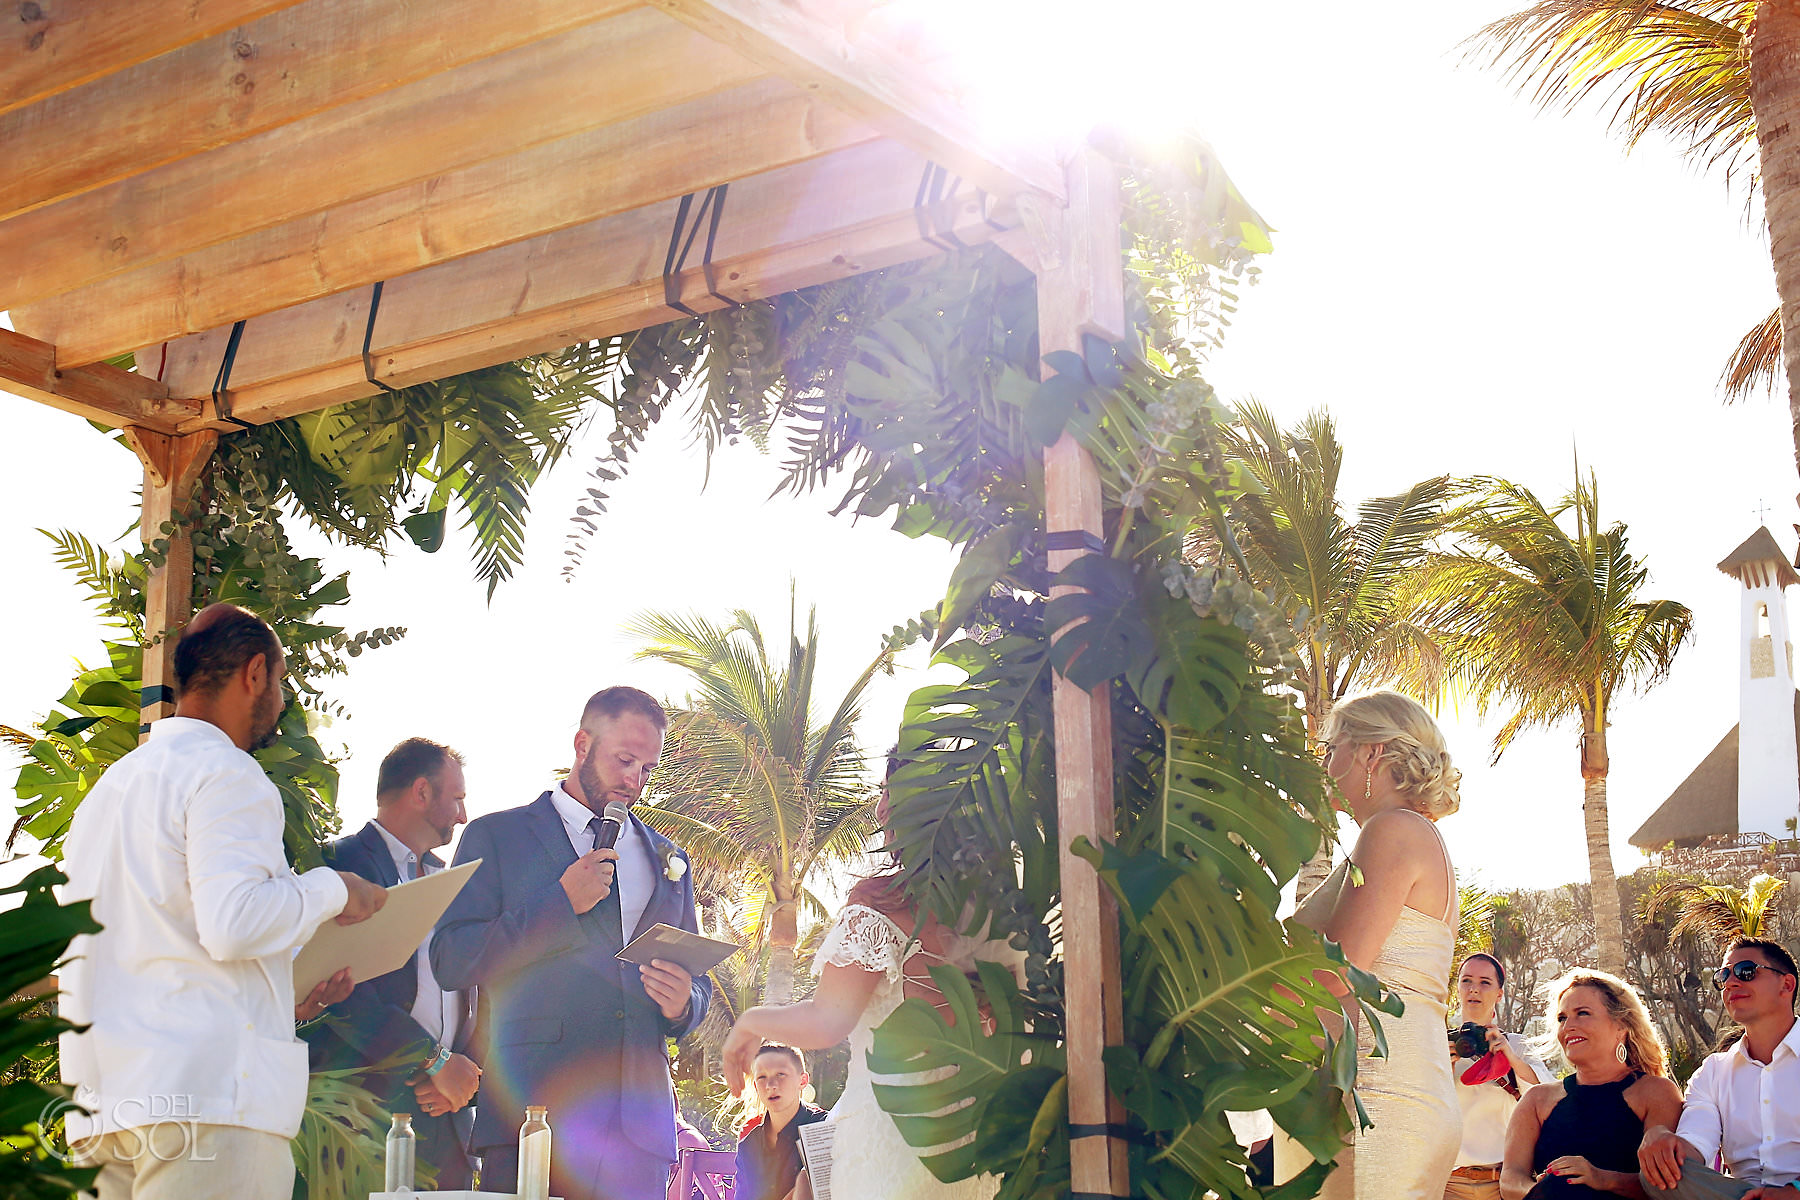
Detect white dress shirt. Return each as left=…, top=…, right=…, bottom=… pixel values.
left=1677, top=1018, right=1800, bottom=1186
left=548, top=783, right=654, bottom=939
left=59, top=717, right=348, bottom=1139
left=370, top=821, right=459, bottom=1049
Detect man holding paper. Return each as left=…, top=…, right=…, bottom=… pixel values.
left=59, top=604, right=386, bottom=1200
left=305, top=736, right=480, bottom=1188
left=432, top=686, right=711, bottom=1200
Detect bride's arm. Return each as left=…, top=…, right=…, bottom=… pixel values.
left=722, top=963, right=883, bottom=1093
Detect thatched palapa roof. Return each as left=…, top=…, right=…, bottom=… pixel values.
left=1717, top=526, right=1800, bottom=590
left=1629, top=692, right=1800, bottom=849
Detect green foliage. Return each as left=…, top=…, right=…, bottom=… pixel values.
left=0, top=864, right=101, bottom=1200
left=291, top=1067, right=406, bottom=1200
left=866, top=962, right=1068, bottom=1198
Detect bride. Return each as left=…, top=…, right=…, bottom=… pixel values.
left=720, top=770, right=1023, bottom=1200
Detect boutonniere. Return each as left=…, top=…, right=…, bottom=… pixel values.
left=661, top=847, right=688, bottom=883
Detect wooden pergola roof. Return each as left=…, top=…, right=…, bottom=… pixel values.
left=1, top=0, right=1072, bottom=431
left=0, top=5, right=1132, bottom=1193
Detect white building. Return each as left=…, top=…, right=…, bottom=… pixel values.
left=1630, top=527, right=1800, bottom=850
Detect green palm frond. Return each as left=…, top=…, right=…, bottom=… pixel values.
left=1470, top=0, right=1757, bottom=186
left=1393, top=471, right=1693, bottom=761
left=1722, top=305, right=1783, bottom=402
left=1644, top=873, right=1785, bottom=944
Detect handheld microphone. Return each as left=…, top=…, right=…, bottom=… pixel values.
left=594, top=801, right=630, bottom=851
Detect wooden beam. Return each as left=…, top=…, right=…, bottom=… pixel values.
left=0, top=0, right=636, bottom=223
left=1, top=0, right=305, bottom=118
left=1038, top=148, right=1129, bottom=1198
left=121, top=429, right=218, bottom=736
left=648, top=0, right=1065, bottom=205
left=149, top=139, right=1004, bottom=425
left=18, top=78, right=879, bottom=367
left=0, top=8, right=762, bottom=313
left=0, top=328, right=199, bottom=432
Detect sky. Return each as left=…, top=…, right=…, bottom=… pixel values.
left=0, top=1, right=1793, bottom=895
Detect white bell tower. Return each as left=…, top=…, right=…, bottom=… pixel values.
left=1719, top=527, right=1800, bottom=839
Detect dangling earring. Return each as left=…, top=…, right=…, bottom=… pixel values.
left=1364, top=761, right=1375, bottom=801
left=1615, top=1042, right=1628, bottom=1065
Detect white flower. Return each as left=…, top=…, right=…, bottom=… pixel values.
left=664, top=853, right=688, bottom=883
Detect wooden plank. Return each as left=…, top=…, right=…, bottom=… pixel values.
left=18, top=78, right=880, bottom=367
left=123, top=429, right=218, bottom=737
left=148, top=139, right=1004, bottom=425
left=1, top=0, right=304, bottom=117
left=648, top=0, right=1064, bottom=204
left=0, top=8, right=761, bottom=313
left=0, top=0, right=636, bottom=223
left=1037, top=149, right=1129, bottom=1198
left=0, top=328, right=199, bottom=432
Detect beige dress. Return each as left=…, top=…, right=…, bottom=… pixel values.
left=1275, top=811, right=1463, bottom=1199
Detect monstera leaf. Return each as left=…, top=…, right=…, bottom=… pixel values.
left=887, top=635, right=1055, bottom=928
left=867, top=961, right=1066, bottom=1184
left=1074, top=841, right=1399, bottom=1162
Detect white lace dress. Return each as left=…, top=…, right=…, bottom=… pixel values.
left=813, top=904, right=1023, bottom=1200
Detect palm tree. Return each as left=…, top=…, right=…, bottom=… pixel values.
left=1212, top=401, right=1453, bottom=896
left=1469, top=2, right=1800, bottom=482
left=1395, top=471, right=1694, bottom=975
left=1643, top=871, right=1786, bottom=948
left=629, top=599, right=884, bottom=1004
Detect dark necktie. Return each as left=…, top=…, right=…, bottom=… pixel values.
left=585, top=816, right=624, bottom=947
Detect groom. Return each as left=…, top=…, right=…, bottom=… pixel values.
left=432, top=687, right=710, bottom=1200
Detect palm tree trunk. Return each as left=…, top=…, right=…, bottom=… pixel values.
left=1295, top=694, right=1337, bottom=903
left=1750, top=0, right=1800, bottom=491
left=762, top=884, right=799, bottom=1005
left=1580, top=713, right=1627, bottom=976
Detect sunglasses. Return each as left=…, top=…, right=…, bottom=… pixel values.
left=1712, top=961, right=1796, bottom=989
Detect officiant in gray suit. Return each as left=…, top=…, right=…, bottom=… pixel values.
left=432, top=687, right=709, bottom=1200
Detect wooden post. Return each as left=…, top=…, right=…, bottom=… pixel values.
left=1037, top=148, right=1129, bottom=1198
left=122, top=428, right=218, bottom=739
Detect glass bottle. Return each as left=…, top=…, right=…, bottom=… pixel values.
left=517, top=1105, right=552, bottom=1200
left=384, top=1112, right=416, bottom=1194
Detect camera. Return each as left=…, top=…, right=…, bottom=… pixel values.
left=1449, top=1021, right=1490, bottom=1059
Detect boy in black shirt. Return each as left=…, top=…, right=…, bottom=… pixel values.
left=735, top=1045, right=827, bottom=1200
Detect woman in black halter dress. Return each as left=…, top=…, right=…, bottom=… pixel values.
left=1500, top=971, right=1682, bottom=1199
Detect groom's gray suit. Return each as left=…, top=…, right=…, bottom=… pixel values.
left=432, top=791, right=709, bottom=1200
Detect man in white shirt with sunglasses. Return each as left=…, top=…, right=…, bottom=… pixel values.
left=1640, top=938, right=1800, bottom=1199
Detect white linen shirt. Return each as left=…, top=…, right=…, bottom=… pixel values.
left=59, top=717, right=348, bottom=1139
left=370, top=820, right=459, bottom=1049
left=547, top=783, right=654, bottom=939
left=1676, top=1018, right=1800, bottom=1186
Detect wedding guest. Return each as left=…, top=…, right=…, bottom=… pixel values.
left=735, top=1045, right=826, bottom=1200
left=306, top=737, right=480, bottom=1188
left=1638, top=938, right=1800, bottom=1198
left=59, top=604, right=385, bottom=1200
left=433, top=686, right=711, bottom=1200
left=1500, top=970, right=1681, bottom=1199
left=1449, top=953, right=1548, bottom=1198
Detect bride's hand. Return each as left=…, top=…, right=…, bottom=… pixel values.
left=721, top=1021, right=760, bottom=1098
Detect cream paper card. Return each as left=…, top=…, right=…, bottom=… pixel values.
left=293, top=858, right=481, bottom=995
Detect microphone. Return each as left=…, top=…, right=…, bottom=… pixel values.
left=594, top=801, right=630, bottom=851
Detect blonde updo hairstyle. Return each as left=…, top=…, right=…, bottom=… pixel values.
left=1320, top=691, right=1462, bottom=819
left=1537, top=968, right=1668, bottom=1078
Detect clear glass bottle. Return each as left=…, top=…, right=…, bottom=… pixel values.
left=517, top=1105, right=552, bottom=1200
left=384, top=1112, right=416, bottom=1194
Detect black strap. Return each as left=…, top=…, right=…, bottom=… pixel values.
left=209, top=320, right=254, bottom=430
left=662, top=185, right=737, bottom=318
left=1068, top=1123, right=1140, bottom=1142
left=361, top=280, right=402, bottom=394
left=1045, top=529, right=1107, bottom=554
left=139, top=684, right=175, bottom=708
left=913, top=162, right=967, bottom=252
